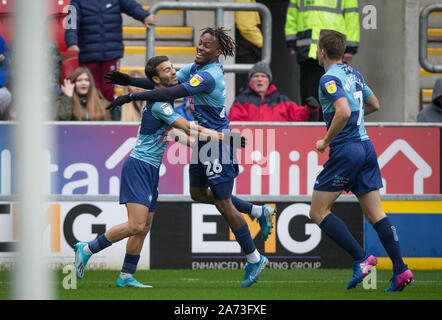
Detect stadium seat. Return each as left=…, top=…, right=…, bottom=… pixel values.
left=47, top=0, right=70, bottom=15
left=0, top=0, right=76, bottom=57
left=60, top=56, right=79, bottom=84
left=0, top=0, right=14, bottom=46
left=0, top=0, right=13, bottom=13
left=47, top=0, right=77, bottom=57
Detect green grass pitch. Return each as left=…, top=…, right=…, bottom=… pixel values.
left=1, top=269, right=441, bottom=300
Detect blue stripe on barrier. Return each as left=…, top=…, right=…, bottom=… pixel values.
left=364, top=214, right=442, bottom=257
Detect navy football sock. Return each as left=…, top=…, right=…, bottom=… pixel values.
left=319, top=213, right=366, bottom=261
left=373, top=217, right=405, bottom=274
left=231, top=196, right=253, bottom=214
left=87, top=234, right=112, bottom=254
left=121, top=254, right=140, bottom=276
left=232, top=223, right=256, bottom=255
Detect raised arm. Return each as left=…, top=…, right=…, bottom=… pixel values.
left=132, top=84, right=189, bottom=102
left=107, top=84, right=190, bottom=112
left=104, top=71, right=155, bottom=90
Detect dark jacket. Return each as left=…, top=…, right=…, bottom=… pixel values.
left=65, top=0, right=150, bottom=63
left=228, top=84, right=317, bottom=121
left=55, top=93, right=109, bottom=121
left=417, top=78, right=442, bottom=122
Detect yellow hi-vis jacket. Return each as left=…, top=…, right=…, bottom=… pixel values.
left=235, top=0, right=263, bottom=49
left=285, top=0, right=360, bottom=63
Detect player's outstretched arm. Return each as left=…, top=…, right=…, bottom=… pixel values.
left=132, top=84, right=189, bottom=102
left=104, top=71, right=155, bottom=90
left=106, top=84, right=189, bottom=112
left=364, top=94, right=380, bottom=116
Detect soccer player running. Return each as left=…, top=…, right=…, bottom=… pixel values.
left=74, top=56, right=243, bottom=287
left=106, top=27, right=270, bottom=287
left=310, top=30, right=414, bottom=291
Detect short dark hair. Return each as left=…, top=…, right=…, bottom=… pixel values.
left=145, top=55, right=170, bottom=80
left=318, top=30, right=346, bottom=60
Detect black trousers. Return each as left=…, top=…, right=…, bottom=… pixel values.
left=299, top=58, right=325, bottom=121
left=235, top=28, right=262, bottom=96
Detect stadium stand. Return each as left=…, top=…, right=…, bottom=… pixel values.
left=0, top=0, right=76, bottom=57
left=47, top=0, right=78, bottom=58
left=116, top=5, right=196, bottom=96
left=60, top=56, right=79, bottom=85
left=420, top=8, right=442, bottom=109
left=120, top=5, right=195, bottom=67
left=1, top=0, right=195, bottom=74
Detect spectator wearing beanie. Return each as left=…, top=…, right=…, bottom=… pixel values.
left=228, top=62, right=319, bottom=121
left=417, top=77, right=442, bottom=122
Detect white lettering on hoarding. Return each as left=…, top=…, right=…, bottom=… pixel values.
left=307, top=151, right=323, bottom=195
left=191, top=203, right=241, bottom=253
left=0, top=134, right=435, bottom=196
left=191, top=203, right=321, bottom=255
left=61, top=163, right=99, bottom=194
left=289, top=151, right=300, bottom=195
left=269, top=151, right=280, bottom=195
left=377, top=139, right=431, bottom=194
left=277, top=203, right=321, bottom=254
left=1, top=149, right=11, bottom=195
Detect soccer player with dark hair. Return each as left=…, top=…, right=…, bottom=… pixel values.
left=106, top=27, right=271, bottom=287
left=74, top=55, right=240, bottom=287
left=310, top=30, right=414, bottom=291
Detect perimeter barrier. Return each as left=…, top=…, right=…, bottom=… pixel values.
left=0, top=122, right=440, bottom=270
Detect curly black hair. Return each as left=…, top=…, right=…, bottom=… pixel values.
left=200, top=27, right=236, bottom=58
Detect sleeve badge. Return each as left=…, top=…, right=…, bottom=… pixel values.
left=160, top=103, right=174, bottom=116
left=325, top=80, right=337, bottom=94
left=189, top=74, right=204, bottom=87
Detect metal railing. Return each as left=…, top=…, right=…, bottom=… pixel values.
left=419, top=4, right=442, bottom=73
left=146, top=1, right=272, bottom=73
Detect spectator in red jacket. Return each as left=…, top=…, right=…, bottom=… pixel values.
left=228, top=62, right=319, bottom=121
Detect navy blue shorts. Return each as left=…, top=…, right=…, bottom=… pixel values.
left=119, top=156, right=159, bottom=212
left=189, top=140, right=239, bottom=199
left=314, top=140, right=383, bottom=196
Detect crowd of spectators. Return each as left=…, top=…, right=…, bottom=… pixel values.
left=228, top=61, right=319, bottom=122
left=64, top=0, right=155, bottom=121
left=0, top=0, right=439, bottom=123
left=55, top=67, right=109, bottom=121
